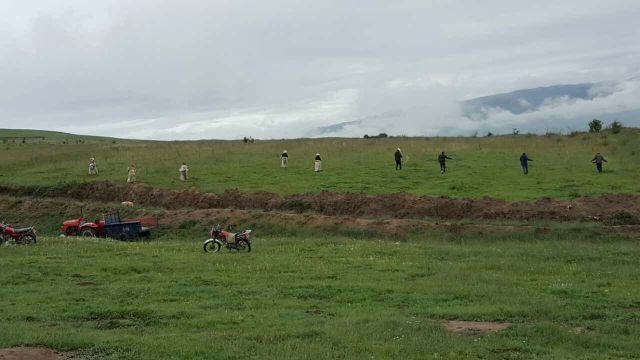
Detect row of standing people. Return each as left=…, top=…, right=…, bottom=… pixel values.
left=394, top=149, right=453, bottom=173
left=86, top=150, right=609, bottom=182
left=280, top=150, right=323, bottom=172
left=88, top=159, right=190, bottom=182
left=519, top=152, right=607, bottom=174
left=394, top=148, right=607, bottom=175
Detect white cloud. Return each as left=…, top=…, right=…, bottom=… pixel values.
left=0, top=0, right=639, bottom=139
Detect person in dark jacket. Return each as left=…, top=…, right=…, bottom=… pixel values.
left=438, top=151, right=452, bottom=173
left=394, top=148, right=403, bottom=170
left=591, top=152, right=607, bottom=173
left=520, top=153, right=533, bottom=175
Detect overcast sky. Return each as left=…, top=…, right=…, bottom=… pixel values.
left=1, top=0, right=639, bottom=139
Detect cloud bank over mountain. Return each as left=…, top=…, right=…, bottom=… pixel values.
left=311, top=78, right=640, bottom=137
left=1, top=1, right=639, bottom=139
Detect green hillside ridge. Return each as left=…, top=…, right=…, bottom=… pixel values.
left=0, top=128, right=638, bottom=200
left=0, top=128, right=137, bottom=144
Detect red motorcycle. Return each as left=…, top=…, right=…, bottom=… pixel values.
left=0, top=222, right=37, bottom=245
left=203, top=224, right=252, bottom=253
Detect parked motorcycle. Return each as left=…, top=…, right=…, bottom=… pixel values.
left=0, top=222, right=37, bottom=245
left=203, top=224, right=251, bottom=253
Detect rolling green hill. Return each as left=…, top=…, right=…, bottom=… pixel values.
left=0, top=128, right=136, bottom=144
left=0, top=128, right=638, bottom=200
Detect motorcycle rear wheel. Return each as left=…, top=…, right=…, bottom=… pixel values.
left=203, top=239, right=221, bottom=253
left=236, top=240, right=251, bottom=253
left=18, top=234, right=36, bottom=245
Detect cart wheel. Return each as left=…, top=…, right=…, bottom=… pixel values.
left=119, top=233, right=133, bottom=242
left=81, top=228, right=97, bottom=237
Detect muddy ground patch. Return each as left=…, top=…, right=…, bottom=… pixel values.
left=441, top=320, right=510, bottom=336
left=0, top=347, right=78, bottom=360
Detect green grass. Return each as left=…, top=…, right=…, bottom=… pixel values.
left=1, top=128, right=639, bottom=200
left=1, top=233, right=639, bottom=359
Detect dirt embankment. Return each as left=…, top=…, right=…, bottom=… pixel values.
left=1, top=181, right=639, bottom=224
left=7, top=194, right=639, bottom=238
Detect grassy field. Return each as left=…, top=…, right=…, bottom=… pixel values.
left=1, top=233, right=639, bottom=359
left=1, top=128, right=639, bottom=200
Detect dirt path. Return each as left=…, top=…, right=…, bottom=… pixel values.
left=0, top=347, right=73, bottom=360
left=1, top=182, right=638, bottom=224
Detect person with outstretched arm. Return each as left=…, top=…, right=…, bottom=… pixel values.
left=520, top=153, right=533, bottom=175
left=438, top=151, right=452, bottom=174
left=591, top=152, right=607, bottom=173
left=394, top=148, right=403, bottom=170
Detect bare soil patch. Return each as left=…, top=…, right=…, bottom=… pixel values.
left=1, top=181, right=639, bottom=223
left=442, top=320, right=510, bottom=336
left=0, top=347, right=71, bottom=360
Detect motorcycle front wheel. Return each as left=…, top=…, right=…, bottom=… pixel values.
left=203, top=239, right=221, bottom=253
left=236, top=240, right=251, bottom=253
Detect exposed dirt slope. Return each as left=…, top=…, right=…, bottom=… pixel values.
left=2, top=193, right=640, bottom=239
left=1, top=181, right=638, bottom=224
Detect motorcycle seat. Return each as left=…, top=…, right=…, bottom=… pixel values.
left=14, top=227, right=32, bottom=233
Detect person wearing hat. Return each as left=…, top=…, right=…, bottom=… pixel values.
left=88, top=157, right=98, bottom=175
left=280, top=150, right=289, bottom=168
left=314, top=153, right=322, bottom=172
left=394, top=148, right=403, bottom=170
left=179, top=162, right=189, bottom=181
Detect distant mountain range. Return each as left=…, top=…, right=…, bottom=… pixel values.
left=310, top=78, right=639, bottom=136
left=460, top=83, right=599, bottom=120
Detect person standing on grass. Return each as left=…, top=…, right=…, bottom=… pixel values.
left=314, top=153, right=322, bottom=172
left=280, top=150, right=289, bottom=168
left=88, top=157, right=98, bottom=175
left=394, top=148, right=403, bottom=170
left=179, top=162, right=189, bottom=181
left=438, top=151, right=452, bottom=174
left=127, top=164, right=137, bottom=183
left=520, top=153, right=533, bottom=175
left=591, top=152, right=607, bottom=173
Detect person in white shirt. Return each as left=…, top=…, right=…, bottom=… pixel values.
left=280, top=150, right=289, bottom=168
left=179, top=162, right=189, bottom=181
left=127, top=164, right=137, bottom=183
left=88, top=157, right=98, bottom=175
